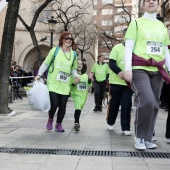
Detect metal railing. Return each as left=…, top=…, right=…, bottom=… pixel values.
left=9, top=76, right=35, bottom=103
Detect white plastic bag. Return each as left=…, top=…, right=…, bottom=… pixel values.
left=26, top=80, right=51, bottom=112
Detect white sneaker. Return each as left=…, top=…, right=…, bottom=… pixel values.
left=167, top=138, right=170, bottom=143
left=122, top=130, right=132, bottom=136
left=135, top=138, right=146, bottom=150
left=145, top=141, right=157, bottom=149
left=107, top=124, right=114, bottom=131
left=152, top=137, right=156, bottom=141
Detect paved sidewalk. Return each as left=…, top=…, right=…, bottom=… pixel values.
left=0, top=94, right=169, bottom=170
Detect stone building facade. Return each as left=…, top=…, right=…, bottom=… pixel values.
left=0, top=0, right=96, bottom=75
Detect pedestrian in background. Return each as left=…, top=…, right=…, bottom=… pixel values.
left=91, top=54, right=109, bottom=112
left=124, top=0, right=170, bottom=150
left=106, top=28, right=133, bottom=135
left=35, top=32, right=79, bottom=132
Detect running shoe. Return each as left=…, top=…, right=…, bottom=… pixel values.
left=55, top=123, right=65, bottom=132
left=122, top=130, right=132, bottom=136
left=107, top=124, right=114, bottom=131
left=74, top=123, right=80, bottom=132
left=135, top=138, right=146, bottom=150
left=46, top=119, right=53, bottom=130
left=145, top=141, right=157, bottom=149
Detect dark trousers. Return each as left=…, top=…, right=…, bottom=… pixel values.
left=107, top=84, right=133, bottom=131
left=166, top=84, right=170, bottom=138
left=49, top=92, right=69, bottom=123
left=93, top=82, right=106, bottom=107
left=160, top=82, right=168, bottom=107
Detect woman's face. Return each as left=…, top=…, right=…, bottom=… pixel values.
left=99, top=55, right=105, bottom=62
left=143, top=0, right=158, bottom=14
left=62, top=34, right=73, bottom=47
left=77, top=60, right=83, bottom=71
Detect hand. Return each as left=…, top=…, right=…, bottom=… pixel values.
left=124, top=70, right=132, bottom=82
left=118, top=71, right=124, bottom=80
left=88, top=72, right=94, bottom=79
left=35, top=75, right=41, bottom=81
left=74, top=77, right=80, bottom=85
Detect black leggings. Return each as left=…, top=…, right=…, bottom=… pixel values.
left=74, top=110, right=81, bottom=124
left=49, top=92, right=69, bottom=123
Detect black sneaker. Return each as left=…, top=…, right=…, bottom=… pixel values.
left=93, top=106, right=98, bottom=112
left=74, top=123, right=80, bottom=132
left=98, top=106, right=102, bottom=112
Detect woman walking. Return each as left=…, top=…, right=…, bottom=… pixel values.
left=91, top=54, right=109, bottom=112
left=124, top=0, right=170, bottom=150
left=35, top=32, right=78, bottom=132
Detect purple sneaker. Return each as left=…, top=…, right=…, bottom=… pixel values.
left=55, top=123, right=65, bottom=132
left=46, top=119, right=53, bottom=130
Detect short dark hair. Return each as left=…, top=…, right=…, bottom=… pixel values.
left=97, top=53, right=104, bottom=60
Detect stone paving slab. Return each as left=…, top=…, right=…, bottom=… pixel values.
left=0, top=93, right=169, bottom=169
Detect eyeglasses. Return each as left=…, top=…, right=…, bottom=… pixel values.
left=64, top=37, right=73, bottom=41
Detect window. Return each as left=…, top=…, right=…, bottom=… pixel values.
left=101, top=20, right=113, bottom=26
left=114, top=25, right=127, bottom=34
left=115, top=15, right=130, bottom=23
left=105, top=31, right=113, bottom=35
left=102, top=0, right=113, bottom=4
left=93, top=0, right=97, bottom=5
left=117, top=8, right=128, bottom=13
left=102, top=9, right=113, bottom=15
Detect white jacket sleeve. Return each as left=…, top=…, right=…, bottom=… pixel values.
left=71, top=69, right=78, bottom=78
left=38, top=63, right=48, bottom=76
left=164, top=46, right=170, bottom=71
left=124, top=39, right=135, bottom=71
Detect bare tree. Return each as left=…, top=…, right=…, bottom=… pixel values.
left=42, top=0, right=91, bottom=32
left=0, top=0, right=21, bottom=114
left=97, top=0, right=132, bottom=51
left=17, top=0, right=59, bottom=66
left=73, top=20, right=96, bottom=61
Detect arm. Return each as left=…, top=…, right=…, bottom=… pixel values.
left=164, top=46, right=170, bottom=71
left=124, top=39, right=135, bottom=82
left=109, top=59, right=121, bottom=74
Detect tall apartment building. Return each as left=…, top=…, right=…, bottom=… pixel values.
left=92, top=0, right=138, bottom=62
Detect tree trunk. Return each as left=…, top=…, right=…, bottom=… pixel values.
left=0, top=0, right=21, bottom=114
left=30, top=30, right=43, bottom=66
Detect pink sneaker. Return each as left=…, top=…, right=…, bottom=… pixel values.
left=46, top=119, right=53, bottom=130
left=55, top=123, right=65, bottom=132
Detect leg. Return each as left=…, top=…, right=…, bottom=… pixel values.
left=131, top=70, right=160, bottom=141
left=49, top=92, right=59, bottom=119
left=99, top=83, right=107, bottom=110
left=166, top=84, right=170, bottom=140
left=74, top=109, right=81, bottom=124
left=120, top=86, right=133, bottom=131
left=74, top=109, right=81, bottom=131
left=106, top=84, right=121, bottom=126
left=145, top=72, right=163, bottom=141
left=46, top=92, right=59, bottom=130
left=55, top=94, right=69, bottom=132
left=93, top=82, right=100, bottom=111
left=57, top=94, right=69, bottom=123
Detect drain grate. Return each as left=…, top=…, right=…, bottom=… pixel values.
left=0, top=147, right=169, bottom=158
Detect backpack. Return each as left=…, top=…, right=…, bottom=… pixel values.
left=49, top=46, right=77, bottom=73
